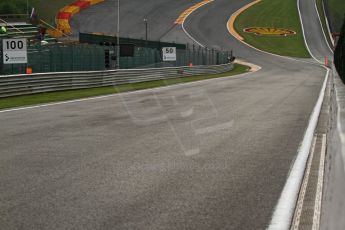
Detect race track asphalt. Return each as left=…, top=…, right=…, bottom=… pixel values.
left=0, top=0, right=333, bottom=229
left=71, top=0, right=199, bottom=43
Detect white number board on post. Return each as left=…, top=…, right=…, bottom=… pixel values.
left=2, top=38, right=28, bottom=64
left=162, top=47, right=176, bottom=61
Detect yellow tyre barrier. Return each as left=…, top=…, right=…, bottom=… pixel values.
left=88, top=0, right=104, bottom=5
left=63, top=5, right=80, bottom=15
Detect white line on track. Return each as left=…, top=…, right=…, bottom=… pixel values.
left=267, top=69, right=329, bottom=230
left=181, top=2, right=211, bottom=48
left=314, top=2, right=334, bottom=53
left=226, top=5, right=322, bottom=67
left=267, top=0, right=331, bottom=227
left=0, top=1, right=256, bottom=115
left=181, top=4, right=330, bottom=229
left=0, top=70, right=254, bottom=114
left=297, top=0, right=323, bottom=65
left=182, top=23, right=205, bottom=48
left=291, top=137, right=317, bottom=230
left=321, top=3, right=335, bottom=46
left=179, top=2, right=329, bottom=229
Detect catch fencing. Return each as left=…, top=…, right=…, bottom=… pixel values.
left=0, top=42, right=105, bottom=75
left=0, top=63, right=234, bottom=98
left=120, top=44, right=231, bottom=69
left=0, top=42, right=231, bottom=75
left=322, top=66, right=345, bottom=229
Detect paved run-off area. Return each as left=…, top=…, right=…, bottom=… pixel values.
left=0, top=65, right=325, bottom=230
left=0, top=0, right=333, bottom=229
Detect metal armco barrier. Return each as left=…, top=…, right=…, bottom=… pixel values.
left=0, top=63, right=234, bottom=98
left=322, top=66, right=345, bottom=229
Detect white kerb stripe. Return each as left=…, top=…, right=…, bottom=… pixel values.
left=267, top=69, right=329, bottom=230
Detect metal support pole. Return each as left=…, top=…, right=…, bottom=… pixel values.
left=143, top=18, right=148, bottom=42
left=116, top=0, right=120, bottom=69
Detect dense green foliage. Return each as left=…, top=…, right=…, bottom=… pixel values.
left=0, top=0, right=74, bottom=23
left=328, top=0, right=345, bottom=32
left=0, top=0, right=26, bottom=15
left=334, top=19, right=345, bottom=83
left=30, top=0, right=74, bottom=23
left=234, top=0, right=310, bottom=58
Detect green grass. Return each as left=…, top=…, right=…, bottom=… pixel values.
left=234, top=0, right=310, bottom=58
left=328, top=0, right=345, bottom=33
left=0, top=64, right=249, bottom=110
left=0, top=0, right=27, bottom=15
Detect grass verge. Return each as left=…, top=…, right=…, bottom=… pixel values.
left=0, top=64, right=249, bottom=110
left=327, top=0, right=345, bottom=33
left=234, top=0, right=310, bottom=58
left=328, top=0, right=345, bottom=32
left=31, top=0, right=74, bottom=24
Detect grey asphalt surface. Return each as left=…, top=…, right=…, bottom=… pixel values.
left=71, top=0, right=199, bottom=43
left=298, top=0, right=334, bottom=61
left=0, top=0, right=333, bottom=229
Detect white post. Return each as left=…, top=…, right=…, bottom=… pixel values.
left=143, top=18, right=148, bottom=42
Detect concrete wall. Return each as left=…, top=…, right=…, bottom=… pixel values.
left=321, top=66, right=345, bottom=230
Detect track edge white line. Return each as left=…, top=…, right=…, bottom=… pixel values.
left=267, top=0, right=331, bottom=227
left=267, top=68, right=329, bottom=230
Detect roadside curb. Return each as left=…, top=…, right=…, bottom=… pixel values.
left=227, top=0, right=262, bottom=41
left=234, top=59, right=261, bottom=72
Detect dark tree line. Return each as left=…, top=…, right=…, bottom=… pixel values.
left=335, top=18, right=345, bottom=83
left=0, top=0, right=26, bottom=15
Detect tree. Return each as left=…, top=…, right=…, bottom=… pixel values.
left=334, top=18, right=345, bottom=83
left=0, top=0, right=26, bottom=15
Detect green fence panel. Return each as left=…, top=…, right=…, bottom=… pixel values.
left=1, top=35, right=232, bottom=75
left=0, top=43, right=105, bottom=75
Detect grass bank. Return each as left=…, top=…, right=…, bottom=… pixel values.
left=0, top=64, right=249, bottom=110
left=327, top=0, right=345, bottom=32
left=234, top=0, right=310, bottom=58
left=31, top=0, right=74, bottom=24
